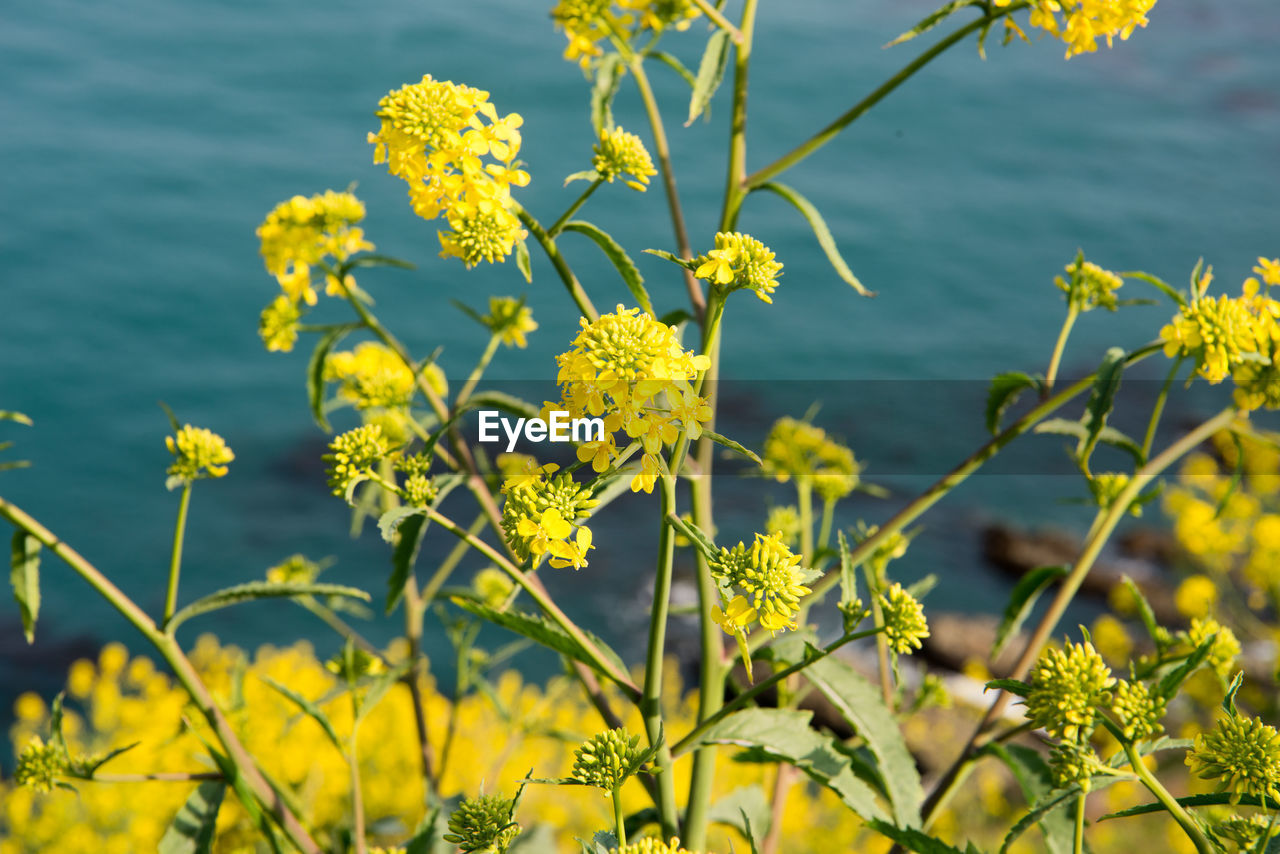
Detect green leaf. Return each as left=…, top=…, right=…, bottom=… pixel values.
left=1223, top=671, right=1244, bottom=717
left=658, top=309, right=694, bottom=329
left=564, top=169, right=600, bottom=186
left=158, top=780, right=226, bottom=854
left=1100, top=792, right=1280, bottom=821
left=562, top=221, right=654, bottom=317
left=1000, top=787, right=1081, bottom=854
left=985, top=678, right=1032, bottom=697
left=452, top=598, right=629, bottom=680
left=798, top=650, right=924, bottom=827
left=167, top=582, right=370, bottom=634
left=381, top=474, right=463, bottom=614
left=885, top=0, right=983, bottom=47
left=449, top=299, right=488, bottom=328
left=10, top=531, right=40, bottom=643
left=707, top=785, right=772, bottom=841
left=591, top=53, right=625, bottom=135
left=1078, top=347, right=1127, bottom=473
left=837, top=530, right=861, bottom=631
left=515, top=239, right=533, bottom=284
left=306, top=324, right=360, bottom=433
left=665, top=513, right=719, bottom=563
left=648, top=50, right=696, bottom=88
left=642, top=248, right=697, bottom=270
left=1034, top=420, right=1144, bottom=467
left=0, top=411, right=33, bottom=426
left=1158, top=633, right=1218, bottom=699
left=1121, top=271, right=1186, bottom=307
left=982, top=744, right=1074, bottom=854
left=755, top=182, right=872, bottom=296
left=693, top=708, right=889, bottom=823
left=348, top=253, right=416, bottom=271
left=701, top=429, right=762, bottom=467
left=986, top=372, right=1043, bottom=435
left=991, top=565, right=1068, bottom=658
left=80, top=741, right=142, bottom=776
left=687, top=29, right=731, bottom=125
left=867, top=821, right=982, bottom=854
left=1118, top=576, right=1164, bottom=648
left=260, top=676, right=344, bottom=752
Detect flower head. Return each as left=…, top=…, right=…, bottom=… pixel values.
left=484, top=297, right=538, bottom=348
left=1001, top=0, right=1159, bottom=58
left=500, top=464, right=597, bottom=567
left=1184, top=617, right=1241, bottom=680
left=1048, top=739, right=1104, bottom=790
left=325, top=342, right=419, bottom=410
left=879, top=583, right=930, bottom=655
left=1161, top=293, right=1259, bottom=384
left=762, top=417, right=860, bottom=499
left=324, top=646, right=385, bottom=682
left=710, top=533, right=813, bottom=633
left=438, top=199, right=529, bottom=268
left=14, top=736, right=66, bottom=793
left=165, top=425, right=234, bottom=485
left=324, top=424, right=391, bottom=497
left=764, top=505, right=802, bottom=548
left=259, top=294, right=302, bottom=353
left=257, top=191, right=373, bottom=304
left=266, top=554, right=323, bottom=585
left=473, top=568, right=515, bottom=607
left=1055, top=256, right=1123, bottom=311
left=693, top=232, right=783, bottom=303
left=593, top=127, right=657, bottom=191
left=1023, top=641, right=1115, bottom=739
left=444, top=793, right=521, bottom=853
left=1187, top=715, right=1280, bottom=803
left=571, top=727, right=646, bottom=791
left=1111, top=678, right=1166, bottom=740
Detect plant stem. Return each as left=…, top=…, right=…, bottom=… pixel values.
left=718, top=0, right=758, bottom=233
left=513, top=204, right=598, bottom=321
left=817, top=497, right=836, bottom=554
left=1122, top=741, right=1214, bottom=854
left=298, top=598, right=384, bottom=659
left=548, top=179, right=603, bottom=238
left=797, top=480, right=814, bottom=564
left=163, top=483, right=192, bottom=627
left=630, top=56, right=705, bottom=320
left=401, top=573, right=437, bottom=798
left=1142, top=357, right=1183, bottom=460
left=742, top=4, right=1027, bottom=189
left=1074, top=791, right=1086, bottom=854
left=456, top=335, right=500, bottom=411
left=349, top=719, right=367, bottom=854
left=613, top=787, right=628, bottom=847
left=644, top=473, right=682, bottom=839
left=420, top=513, right=488, bottom=605
left=78, top=771, right=224, bottom=783
left=863, top=559, right=894, bottom=707
left=688, top=0, right=743, bottom=43
left=1045, top=303, right=1079, bottom=396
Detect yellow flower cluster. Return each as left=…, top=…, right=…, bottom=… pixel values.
left=1187, top=714, right=1280, bottom=803
left=500, top=463, right=598, bottom=568
left=879, top=582, right=930, bottom=655
left=710, top=532, right=813, bottom=634
left=997, top=0, right=1158, bottom=58
left=761, top=416, right=860, bottom=501
left=550, top=0, right=700, bottom=69
left=325, top=341, right=419, bottom=410
left=3, top=638, right=862, bottom=853
left=484, top=296, right=538, bottom=348
left=593, top=127, right=656, bottom=191
left=257, top=190, right=374, bottom=307
left=613, top=839, right=703, bottom=854
left=165, top=425, right=234, bottom=484
left=324, top=424, right=392, bottom=496
left=368, top=75, right=529, bottom=267
left=1023, top=641, right=1115, bottom=740
left=553, top=305, right=712, bottom=493
left=693, top=232, right=784, bottom=304
left=1055, top=256, right=1123, bottom=311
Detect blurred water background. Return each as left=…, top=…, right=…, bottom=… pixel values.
left=2, top=0, right=1278, bottom=709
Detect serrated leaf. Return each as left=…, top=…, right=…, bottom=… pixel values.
left=1035, top=420, right=1144, bottom=466
left=1119, top=576, right=1163, bottom=648
left=1079, top=347, right=1126, bottom=473
left=307, top=324, right=360, bottom=432
left=158, top=780, right=226, bottom=854
left=1158, top=633, right=1218, bottom=699
left=562, top=221, right=654, bottom=317
left=867, top=820, right=982, bottom=854
left=166, top=582, right=370, bottom=633
left=986, top=372, right=1042, bottom=435
left=261, top=676, right=344, bottom=752
left=1099, top=792, right=1280, bottom=821
left=649, top=50, right=696, bottom=88
left=515, top=239, right=532, bottom=283
left=983, top=744, right=1074, bottom=854
left=702, top=429, right=761, bottom=466
left=991, top=565, right=1068, bottom=658
left=694, top=708, right=889, bottom=822
left=452, top=598, right=628, bottom=681
left=1001, top=787, right=1081, bottom=854
left=793, top=647, right=924, bottom=827
left=665, top=513, right=719, bottom=563
left=1121, top=271, right=1186, bottom=307
left=837, top=530, right=860, bottom=631
left=885, top=0, right=983, bottom=47
left=687, top=29, right=731, bottom=124
left=10, top=531, right=40, bottom=643
left=81, top=741, right=141, bottom=776
left=348, top=253, right=416, bottom=271
left=755, top=182, right=872, bottom=296
left=985, top=678, right=1032, bottom=697
left=591, top=53, right=625, bottom=135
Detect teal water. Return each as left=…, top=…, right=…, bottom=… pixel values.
left=2, top=0, right=1278, bottom=689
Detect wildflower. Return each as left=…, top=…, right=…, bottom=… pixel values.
left=257, top=191, right=373, bottom=304
left=879, top=583, right=930, bottom=655
left=259, top=294, right=302, bottom=353
left=473, top=568, right=515, bottom=607
left=483, top=297, right=538, bottom=348
left=1160, top=293, right=1258, bottom=384
left=165, top=425, right=234, bottom=484
left=571, top=727, right=646, bottom=791
left=325, top=646, right=386, bottom=682
left=593, top=127, right=656, bottom=191
left=1174, top=574, right=1218, bottom=619
left=693, top=232, right=784, bottom=304
left=1089, top=472, right=1140, bottom=515
left=1185, top=617, right=1241, bottom=680
left=1049, top=740, right=1104, bottom=790
left=1090, top=614, right=1132, bottom=664
left=325, top=342, right=418, bottom=410
left=1111, top=679, right=1165, bottom=740
left=1187, top=715, right=1280, bottom=803
left=612, top=839, right=701, bottom=854
left=324, top=424, right=391, bottom=497
left=998, top=0, right=1159, bottom=59
left=551, top=1, right=699, bottom=69
left=1212, top=815, right=1275, bottom=850
left=764, top=505, right=802, bottom=547
left=14, top=736, right=66, bottom=793
left=710, top=533, right=813, bottom=632
left=761, top=417, right=860, bottom=498
left=438, top=199, right=529, bottom=268
left=550, top=0, right=612, bottom=68
left=500, top=464, right=597, bottom=566
left=1023, top=641, right=1115, bottom=739
left=1248, top=257, right=1280, bottom=289
left=266, top=554, right=322, bottom=585
left=1055, top=256, right=1123, bottom=311
left=444, top=794, right=521, bottom=853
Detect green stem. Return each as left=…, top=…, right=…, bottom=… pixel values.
left=688, top=0, right=743, bottom=43
left=420, top=513, right=488, bottom=606
left=78, top=771, right=224, bottom=783
left=817, top=498, right=836, bottom=554
left=514, top=204, right=598, bottom=321
left=630, top=56, right=705, bottom=319
left=349, top=718, right=367, bottom=854
left=644, top=473, right=682, bottom=839
left=548, top=179, right=603, bottom=238
left=797, top=480, right=814, bottom=565
left=612, top=787, right=628, bottom=847
left=298, top=598, right=384, bottom=659
left=1074, top=790, right=1086, bottom=854
left=1045, top=303, right=1080, bottom=396
left=863, top=559, right=894, bottom=707
left=456, top=335, right=500, bottom=411
left=402, top=573, right=437, bottom=798
left=1142, top=357, right=1183, bottom=460
left=163, top=483, right=192, bottom=627
left=742, top=4, right=1027, bottom=190
left=718, top=0, right=758, bottom=233
left=1122, top=741, right=1214, bottom=854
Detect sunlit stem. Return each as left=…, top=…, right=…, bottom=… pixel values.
left=1122, top=740, right=1214, bottom=854
left=642, top=471, right=682, bottom=838
left=1142, top=357, right=1184, bottom=460
left=349, top=715, right=367, bottom=854
left=548, top=178, right=603, bottom=238
left=513, top=204, right=599, bottom=321
left=612, top=787, right=628, bottom=847
left=163, top=483, right=192, bottom=627
left=1073, top=791, right=1086, bottom=854
left=1045, top=302, right=1080, bottom=396
left=456, top=334, right=500, bottom=410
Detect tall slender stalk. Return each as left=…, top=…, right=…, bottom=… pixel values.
left=644, top=473, right=682, bottom=838
left=1122, top=741, right=1214, bottom=854
left=163, top=483, right=192, bottom=626
left=1045, top=303, right=1080, bottom=396
left=513, top=205, right=599, bottom=321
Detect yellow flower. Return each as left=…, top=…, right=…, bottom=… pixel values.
left=165, top=425, right=234, bottom=484
left=879, top=583, right=930, bottom=654
left=258, top=294, right=302, bottom=353
left=1055, top=256, right=1123, bottom=311
left=1185, top=617, right=1240, bottom=680
left=612, top=838, right=702, bottom=854
left=265, top=554, right=323, bottom=585
left=437, top=198, right=528, bottom=268
left=1024, top=641, right=1115, bottom=740
left=323, top=424, right=391, bottom=497
left=501, top=464, right=597, bottom=565
left=1187, top=715, right=1280, bottom=803
left=1174, top=574, right=1218, bottom=619
left=710, top=532, right=813, bottom=633
left=483, top=297, right=538, bottom=348
left=693, top=232, right=783, bottom=304
left=762, top=416, right=860, bottom=501
left=1008, top=0, right=1158, bottom=58
left=257, top=191, right=373, bottom=303
left=325, top=341, right=418, bottom=410
left=1160, top=292, right=1258, bottom=384
left=473, top=567, right=515, bottom=607
left=593, top=127, right=657, bottom=191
